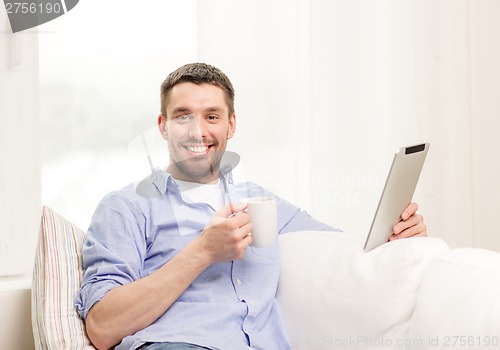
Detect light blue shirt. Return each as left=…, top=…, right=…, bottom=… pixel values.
left=76, top=169, right=336, bottom=350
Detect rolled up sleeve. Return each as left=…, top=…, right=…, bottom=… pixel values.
left=76, top=192, right=147, bottom=319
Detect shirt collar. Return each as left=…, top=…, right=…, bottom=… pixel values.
left=147, top=168, right=235, bottom=196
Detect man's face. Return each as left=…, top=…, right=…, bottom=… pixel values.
left=159, top=82, right=236, bottom=183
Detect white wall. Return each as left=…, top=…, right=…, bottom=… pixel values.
left=197, top=0, right=500, bottom=251
left=0, top=279, right=34, bottom=349
left=0, top=8, right=40, bottom=277
left=468, top=0, right=500, bottom=249
left=197, top=0, right=314, bottom=212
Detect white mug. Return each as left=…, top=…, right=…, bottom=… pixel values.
left=242, top=196, right=277, bottom=247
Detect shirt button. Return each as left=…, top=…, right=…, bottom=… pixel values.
left=236, top=278, right=242, bottom=286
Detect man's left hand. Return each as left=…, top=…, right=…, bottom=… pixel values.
left=389, top=202, right=427, bottom=241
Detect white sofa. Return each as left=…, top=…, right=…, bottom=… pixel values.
left=12, top=207, right=500, bottom=349
left=277, top=231, right=500, bottom=350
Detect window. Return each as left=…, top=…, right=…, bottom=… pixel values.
left=39, top=1, right=197, bottom=230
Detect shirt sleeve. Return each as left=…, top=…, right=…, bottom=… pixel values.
left=279, top=207, right=341, bottom=233
left=75, top=191, right=147, bottom=320
left=240, top=182, right=342, bottom=234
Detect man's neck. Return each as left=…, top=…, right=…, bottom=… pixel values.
left=167, top=166, right=219, bottom=185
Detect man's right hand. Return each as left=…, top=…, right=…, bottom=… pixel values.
left=198, top=202, right=253, bottom=263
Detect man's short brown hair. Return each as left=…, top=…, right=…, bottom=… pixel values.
left=160, top=63, right=235, bottom=118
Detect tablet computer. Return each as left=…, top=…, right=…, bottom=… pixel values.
left=363, top=143, right=430, bottom=251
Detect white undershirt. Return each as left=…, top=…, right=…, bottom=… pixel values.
left=175, top=179, right=225, bottom=211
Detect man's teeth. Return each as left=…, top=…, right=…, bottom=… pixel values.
left=187, top=146, right=208, bottom=153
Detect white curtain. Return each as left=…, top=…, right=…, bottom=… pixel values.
left=197, top=0, right=500, bottom=251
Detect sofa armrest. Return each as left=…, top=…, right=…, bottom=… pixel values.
left=410, top=248, right=500, bottom=349
left=0, top=278, right=34, bottom=350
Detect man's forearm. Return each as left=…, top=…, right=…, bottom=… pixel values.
left=85, top=239, right=212, bottom=350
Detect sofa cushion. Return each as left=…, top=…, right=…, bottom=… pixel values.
left=277, top=231, right=449, bottom=350
left=32, top=206, right=95, bottom=349
left=410, top=248, right=500, bottom=348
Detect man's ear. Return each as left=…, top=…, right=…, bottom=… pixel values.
left=227, top=113, right=236, bottom=139
left=158, top=115, right=168, bottom=139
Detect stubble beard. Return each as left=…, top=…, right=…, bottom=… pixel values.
left=168, top=144, right=225, bottom=183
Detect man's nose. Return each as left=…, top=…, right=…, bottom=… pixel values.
left=188, top=115, right=208, bottom=139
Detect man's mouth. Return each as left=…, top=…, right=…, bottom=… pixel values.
left=185, top=145, right=211, bottom=155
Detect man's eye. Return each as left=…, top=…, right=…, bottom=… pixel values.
left=175, top=114, right=193, bottom=123
left=207, top=115, right=218, bottom=121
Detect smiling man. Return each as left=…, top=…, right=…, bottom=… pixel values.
left=76, top=63, right=427, bottom=350
left=158, top=79, right=235, bottom=184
